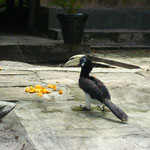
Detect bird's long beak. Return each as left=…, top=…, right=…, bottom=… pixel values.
left=64, top=54, right=85, bottom=67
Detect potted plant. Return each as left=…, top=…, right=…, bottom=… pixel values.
left=51, top=0, right=88, bottom=44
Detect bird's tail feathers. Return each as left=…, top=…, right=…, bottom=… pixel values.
left=104, top=99, right=128, bottom=122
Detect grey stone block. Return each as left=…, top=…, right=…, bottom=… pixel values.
left=0, top=101, right=16, bottom=119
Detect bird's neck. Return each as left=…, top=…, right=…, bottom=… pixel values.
left=80, top=58, right=93, bottom=78
left=80, top=68, right=90, bottom=78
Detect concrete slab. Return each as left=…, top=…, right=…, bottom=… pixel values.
left=0, top=70, right=40, bottom=87
left=0, top=51, right=150, bottom=150
left=14, top=92, right=150, bottom=150
left=13, top=70, right=150, bottom=150
left=0, top=87, right=46, bottom=102
left=0, top=112, right=34, bottom=150
left=0, top=101, right=16, bottom=119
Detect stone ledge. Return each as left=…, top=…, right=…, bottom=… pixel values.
left=49, top=28, right=150, bottom=47
left=0, top=43, right=90, bottom=63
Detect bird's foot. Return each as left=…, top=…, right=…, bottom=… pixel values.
left=97, top=105, right=105, bottom=111
left=80, top=105, right=90, bottom=111
left=97, top=105, right=110, bottom=112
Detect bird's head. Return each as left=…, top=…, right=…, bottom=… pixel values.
left=64, top=54, right=93, bottom=75
left=64, top=54, right=89, bottom=67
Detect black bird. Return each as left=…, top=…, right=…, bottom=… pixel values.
left=65, top=55, right=128, bottom=122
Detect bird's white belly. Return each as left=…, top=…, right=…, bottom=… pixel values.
left=85, top=93, right=103, bottom=109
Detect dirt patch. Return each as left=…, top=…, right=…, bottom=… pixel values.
left=0, top=122, right=26, bottom=150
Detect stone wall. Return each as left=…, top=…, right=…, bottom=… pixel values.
left=42, top=0, right=150, bottom=30
left=48, top=8, right=150, bottom=30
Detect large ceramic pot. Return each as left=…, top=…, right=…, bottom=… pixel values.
left=57, top=13, right=88, bottom=44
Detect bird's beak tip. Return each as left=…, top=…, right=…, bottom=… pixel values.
left=64, top=62, right=70, bottom=67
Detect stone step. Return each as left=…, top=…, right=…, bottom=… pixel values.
left=0, top=35, right=90, bottom=63
left=91, top=46, right=150, bottom=50
left=48, top=28, right=150, bottom=48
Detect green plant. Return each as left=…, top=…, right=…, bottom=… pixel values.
left=0, top=0, right=6, bottom=6
left=51, top=0, right=80, bottom=14
left=0, top=0, right=21, bottom=7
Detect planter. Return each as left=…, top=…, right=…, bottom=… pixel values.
left=57, top=13, right=88, bottom=44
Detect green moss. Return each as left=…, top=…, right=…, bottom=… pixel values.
left=71, top=106, right=87, bottom=111
left=41, top=108, right=62, bottom=113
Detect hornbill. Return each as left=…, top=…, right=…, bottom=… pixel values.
left=65, top=55, right=128, bottom=122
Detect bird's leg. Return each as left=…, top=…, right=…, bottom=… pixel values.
left=97, top=105, right=105, bottom=111
left=97, top=105, right=110, bottom=112
left=100, top=105, right=105, bottom=111
left=80, top=105, right=90, bottom=111
left=80, top=93, right=91, bottom=111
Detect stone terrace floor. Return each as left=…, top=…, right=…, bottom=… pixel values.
left=0, top=50, right=150, bottom=150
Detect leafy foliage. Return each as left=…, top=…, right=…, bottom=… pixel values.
left=0, top=0, right=20, bottom=7
left=0, top=0, right=6, bottom=6
left=51, top=0, right=80, bottom=14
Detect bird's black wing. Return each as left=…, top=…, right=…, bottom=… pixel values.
left=79, top=76, right=110, bottom=103
left=90, top=76, right=128, bottom=121
left=90, top=76, right=111, bottom=100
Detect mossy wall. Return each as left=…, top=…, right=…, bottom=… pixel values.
left=41, top=0, right=150, bottom=8
left=81, top=0, right=150, bottom=8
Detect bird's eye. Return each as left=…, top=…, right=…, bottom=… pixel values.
left=82, top=57, right=86, bottom=63
left=80, top=57, right=87, bottom=67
